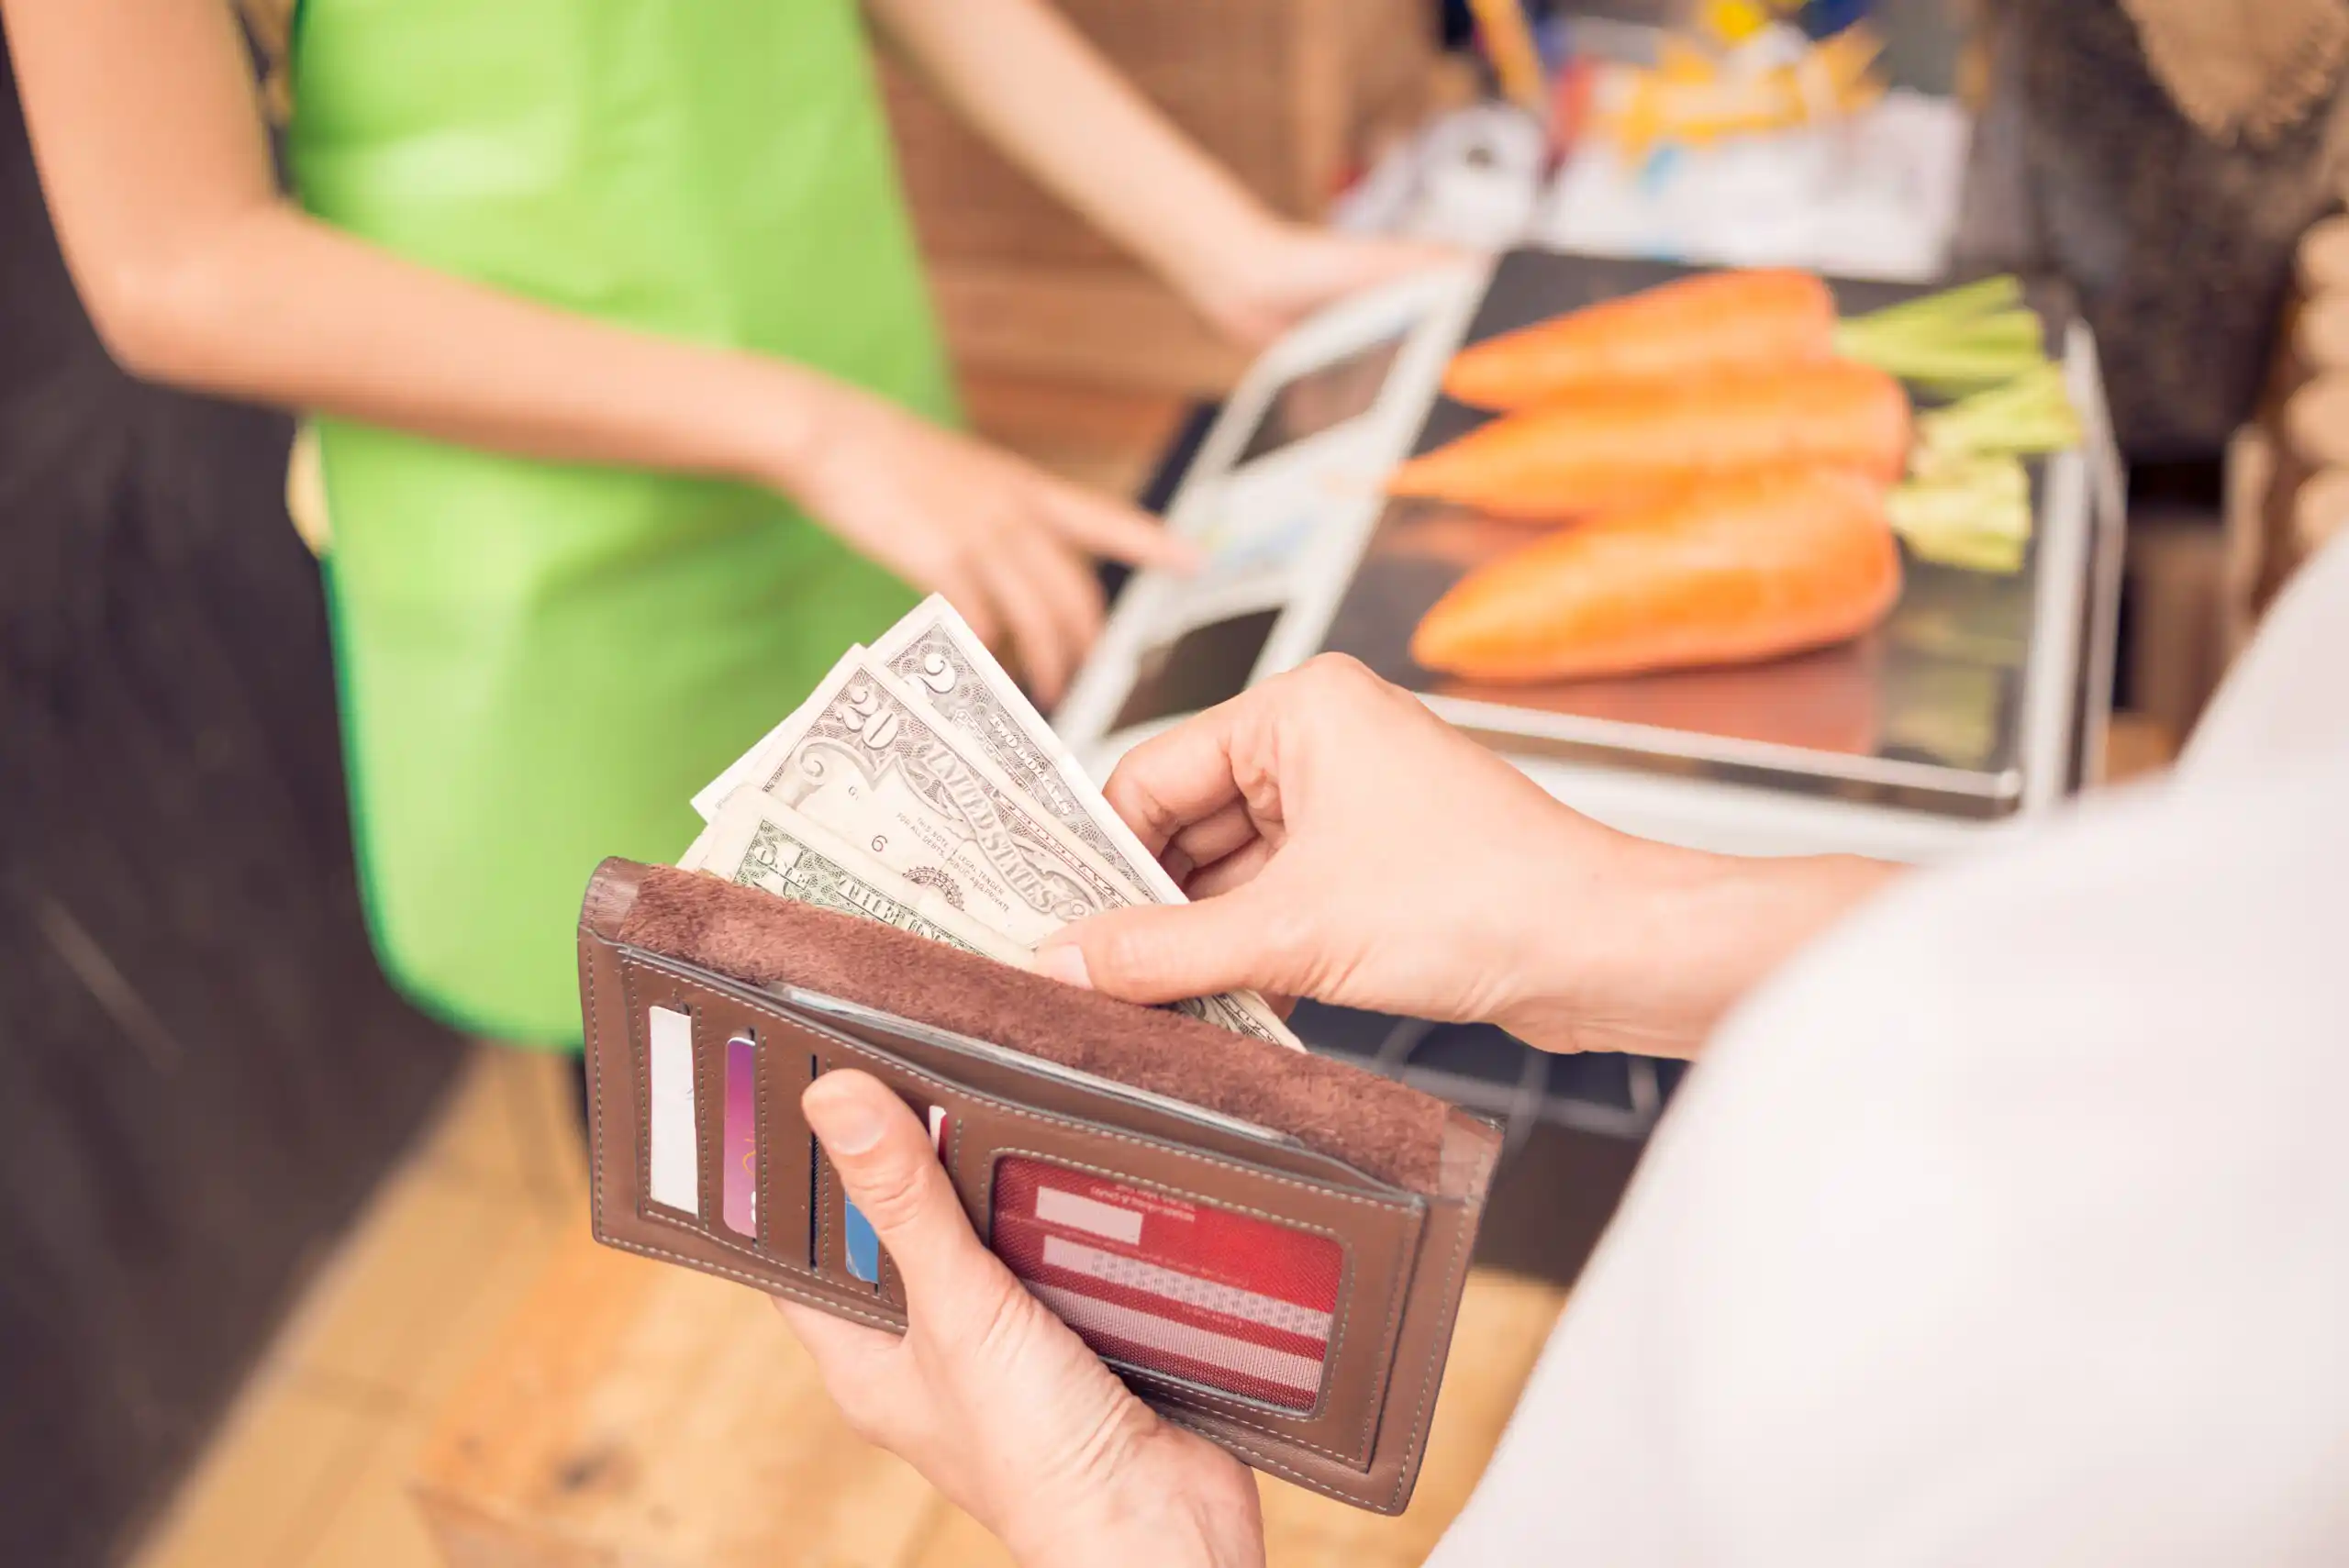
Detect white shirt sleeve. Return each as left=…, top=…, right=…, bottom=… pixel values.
left=2176, top=533, right=2349, bottom=790
left=1429, top=539, right=2349, bottom=1567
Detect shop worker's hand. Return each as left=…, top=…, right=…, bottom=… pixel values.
left=783, top=382, right=1199, bottom=707
left=1187, top=220, right=1466, bottom=351
left=1035, top=655, right=1855, bottom=1059
left=774, top=1070, right=1264, bottom=1568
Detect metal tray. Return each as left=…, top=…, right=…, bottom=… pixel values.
left=1317, top=250, right=2112, bottom=821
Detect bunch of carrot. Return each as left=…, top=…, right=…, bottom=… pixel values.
left=1399, top=268, right=2081, bottom=684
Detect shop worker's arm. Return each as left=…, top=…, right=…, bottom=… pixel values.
left=866, top=0, right=1453, bottom=349
left=8, top=0, right=837, bottom=492
left=2, top=0, right=1190, bottom=700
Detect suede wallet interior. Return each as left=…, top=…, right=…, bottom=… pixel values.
left=578, top=857, right=1501, bottom=1514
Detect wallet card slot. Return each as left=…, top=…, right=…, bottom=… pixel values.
left=586, top=891, right=1500, bottom=1514
left=760, top=1044, right=815, bottom=1268
left=987, top=1151, right=1343, bottom=1416
left=612, top=946, right=1430, bottom=1466
left=930, top=1087, right=1424, bottom=1468
left=771, top=985, right=1296, bottom=1139
left=807, top=1144, right=866, bottom=1293
left=742, top=1026, right=818, bottom=1272
left=640, top=997, right=702, bottom=1223
left=763, top=982, right=1403, bottom=1195
left=691, top=1012, right=727, bottom=1230
left=622, top=955, right=825, bottom=1275
left=809, top=1052, right=907, bottom=1308
left=712, top=1028, right=761, bottom=1243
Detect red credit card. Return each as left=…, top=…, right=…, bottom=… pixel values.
left=991, top=1157, right=1340, bottom=1411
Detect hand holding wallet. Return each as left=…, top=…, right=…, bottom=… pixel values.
left=581, top=594, right=1500, bottom=1511
left=577, top=858, right=1500, bottom=1514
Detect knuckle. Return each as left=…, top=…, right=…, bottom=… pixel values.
left=1303, top=651, right=1375, bottom=689
left=1259, top=904, right=1321, bottom=973
left=1278, top=652, right=1378, bottom=717
left=1279, top=653, right=1404, bottom=746
left=1102, top=780, right=1179, bottom=858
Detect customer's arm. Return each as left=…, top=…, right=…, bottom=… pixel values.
left=3, top=0, right=1193, bottom=700
left=864, top=0, right=1453, bottom=349
left=1035, top=655, right=1901, bottom=1057
left=778, top=1070, right=1264, bottom=1568
left=771, top=657, right=1900, bottom=1568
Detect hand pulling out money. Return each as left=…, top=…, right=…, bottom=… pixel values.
left=683, top=596, right=1302, bottom=1050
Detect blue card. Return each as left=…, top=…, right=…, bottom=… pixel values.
left=844, top=1198, right=881, bottom=1284
left=837, top=1101, right=945, bottom=1285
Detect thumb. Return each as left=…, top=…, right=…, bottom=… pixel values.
left=1036, top=884, right=1302, bottom=1006
left=802, top=1070, right=1004, bottom=1307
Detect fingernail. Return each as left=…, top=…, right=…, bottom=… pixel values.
left=1034, top=942, right=1093, bottom=990
left=804, top=1077, right=886, bottom=1154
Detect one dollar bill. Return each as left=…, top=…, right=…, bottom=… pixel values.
left=731, top=649, right=1135, bottom=945
left=706, top=639, right=1300, bottom=1050
left=681, top=791, right=1034, bottom=969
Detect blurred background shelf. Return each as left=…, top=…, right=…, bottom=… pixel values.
left=885, top=0, right=1439, bottom=396
left=0, top=38, right=467, bottom=1568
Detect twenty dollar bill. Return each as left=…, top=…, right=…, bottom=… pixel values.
left=707, top=635, right=1299, bottom=1049
left=872, top=597, right=1298, bottom=1047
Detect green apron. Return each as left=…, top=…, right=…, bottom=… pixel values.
left=289, top=0, right=952, bottom=1046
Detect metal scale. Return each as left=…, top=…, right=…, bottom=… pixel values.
left=1054, top=249, right=2128, bottom=1280
left=1059, top=248, right=2128, bottom=864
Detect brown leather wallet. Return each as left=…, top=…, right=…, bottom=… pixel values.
left=578, top=858, right=1500, bottom=1514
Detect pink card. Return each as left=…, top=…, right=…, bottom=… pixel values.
left=722, top=1034, right=757, bottom=1238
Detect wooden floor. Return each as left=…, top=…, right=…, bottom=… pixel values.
left=124, top=1045, right=1574, bottom=1568
left=411, top=1204, right=1568, bottom=1566
left=125, top=1048, right=591, bottom=1568
left=129, top=729, right=2186, bottom=1566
